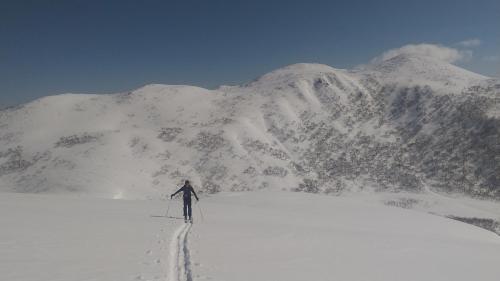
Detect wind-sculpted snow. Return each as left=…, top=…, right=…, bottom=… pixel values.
left=0, top=56, right=498, bottom=199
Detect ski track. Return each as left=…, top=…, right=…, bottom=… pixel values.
left=168, top=222, right=193, bottom=281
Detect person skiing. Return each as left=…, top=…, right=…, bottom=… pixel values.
left=171, top=180, right=199, bottom=223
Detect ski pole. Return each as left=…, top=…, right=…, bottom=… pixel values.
left=196, top=200, right=204, bottom=222
left=165, top=197, right=172, bottom=218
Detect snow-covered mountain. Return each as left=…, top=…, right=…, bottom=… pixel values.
left=0, top=54, right=498, bottom=199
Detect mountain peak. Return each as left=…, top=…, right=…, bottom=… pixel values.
left=133, top=83, right=210, bottom=93
left=246, top=63, right=346, bottom=88
left=355, top=53, right=488, bottom=90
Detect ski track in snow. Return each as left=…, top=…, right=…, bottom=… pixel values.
left=168, top=223, right=193, bottom=281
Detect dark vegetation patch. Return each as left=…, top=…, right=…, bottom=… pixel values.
left=384, top=198, right=420, bottom=209
left=55, top=133, right=101, bottom=148
left=448, top=216, right=500, bottom=236
left=158, top=127, right=183, bottom=142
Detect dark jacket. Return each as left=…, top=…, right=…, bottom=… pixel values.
left=171, top=184, right=199, bottom=200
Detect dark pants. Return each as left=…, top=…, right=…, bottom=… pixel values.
left=183, top=196, right=192, bottom=219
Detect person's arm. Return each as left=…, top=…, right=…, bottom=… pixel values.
left=191, top=186, right=199, bottom=201
left=171, top=186, right=183, bottom=199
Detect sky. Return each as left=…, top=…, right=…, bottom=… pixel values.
left=1, top=0, right=499, bottom=107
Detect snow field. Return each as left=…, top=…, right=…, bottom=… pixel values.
left=0, top=193, right=177, bottom=281
left=191, top=191, right=500, bottom=281
left=1, top=191, right=499, bottom=281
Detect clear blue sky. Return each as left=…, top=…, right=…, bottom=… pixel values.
left=1, top=0, right=499, bottom=106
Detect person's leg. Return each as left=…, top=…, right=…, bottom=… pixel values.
left=183, top=197, right=188, bottom=219
left=187, top=197, right=192, bottom=219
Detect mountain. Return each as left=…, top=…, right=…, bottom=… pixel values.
left=0, top=55, right=498, bottom=199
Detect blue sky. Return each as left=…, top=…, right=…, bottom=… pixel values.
left=1, top=0, right=499, bottom=106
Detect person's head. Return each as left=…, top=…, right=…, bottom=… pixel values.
left=185, top=180, right=190, bottom=185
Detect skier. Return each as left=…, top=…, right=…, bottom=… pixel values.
left=171, top=180, right=199, bottom=223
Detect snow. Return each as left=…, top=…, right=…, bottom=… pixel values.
left=0, top=192, right=175, bottom=281
left=192, top=192, right=500, bottom=281
left=2, top=191, right=499, bottom=281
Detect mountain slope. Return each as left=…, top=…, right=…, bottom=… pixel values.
left=0, top=57, right=498, bottom=199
